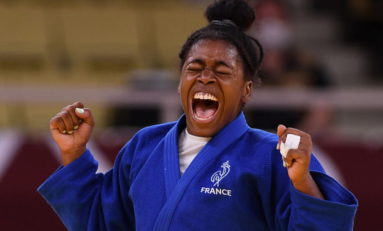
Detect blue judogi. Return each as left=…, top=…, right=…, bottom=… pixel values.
left=38, top=112, right=357, bottom=230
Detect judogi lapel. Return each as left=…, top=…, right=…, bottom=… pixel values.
left=154, top=112, right=249, bottom=230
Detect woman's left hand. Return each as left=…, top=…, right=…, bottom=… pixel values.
left=277, top=124, right=324, bottom=199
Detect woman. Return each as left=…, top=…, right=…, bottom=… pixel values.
left=38, top=0, right=357, bottom=230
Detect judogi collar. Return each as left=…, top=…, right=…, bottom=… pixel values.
left=155, top=112, right=249, bottom=230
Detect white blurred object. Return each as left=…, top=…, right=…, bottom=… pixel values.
left=257, top=17, right=292, bottom=50
left=313, top=146, right=345, bottom=185
left=0, top=130, right=23, bottom=181
left=280, top=134, right=301, bottom=158
left=280, top=134, right=300, bottom=167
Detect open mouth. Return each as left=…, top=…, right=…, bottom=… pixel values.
left=192, top=92, right=219, bottom=122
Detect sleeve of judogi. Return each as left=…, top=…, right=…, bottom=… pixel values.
left=37, top=140, right=137, bottom=231
left=288, top=169, right=357, bottom=230
left=269, top=148, right=358, bottom=231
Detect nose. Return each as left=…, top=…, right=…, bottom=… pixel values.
left=198, top=69, right=216, bottom=85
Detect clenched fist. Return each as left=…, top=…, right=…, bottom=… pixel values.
left=277, top=124, right=324, bottom=199
left=50, top=102, right=95, bottom=165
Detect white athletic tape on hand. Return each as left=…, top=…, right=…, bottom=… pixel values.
left=280, top=134, right=301, bottom=158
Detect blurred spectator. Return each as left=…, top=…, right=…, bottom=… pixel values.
left=342, top=0, right=383, bottom=81
left=250, top=0, right=332, bottom=89
left=297, top=100, right=335, bottom=141
left=251, top=0, right=292, bottom=51
left=246, top=0, right=333, bottom=131
left=309, top=0, right=383, bottom=82
left=261, top=47, right=332, bottom=88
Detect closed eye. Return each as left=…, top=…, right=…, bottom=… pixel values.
left=215, top=68, right=232, bottom=76
left=215, top=64, right=232, bottom=76
left=187, top=68, right=202, bottom=72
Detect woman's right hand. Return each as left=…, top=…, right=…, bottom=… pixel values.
left=49, top=102, right=95, bottom=166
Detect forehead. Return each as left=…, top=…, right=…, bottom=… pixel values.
left=185, top=39, right=240, bottom=64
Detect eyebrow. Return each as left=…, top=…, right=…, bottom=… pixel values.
left=188, top=59, right=204, bottom=66
left=188, top=59, right=232, bottom=69
left=216, top=60, right=232, bottom=69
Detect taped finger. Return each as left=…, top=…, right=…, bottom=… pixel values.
left=280, top=134, right=300, bottom=157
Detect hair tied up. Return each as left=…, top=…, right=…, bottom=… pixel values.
left=211, top=19, right=238, bottom=29
left=179, top=0, right=263, bottom=82
left=205, top=0, right=255, bottom=31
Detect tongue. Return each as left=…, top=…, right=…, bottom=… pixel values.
left=195, top=102, right=216, bottom=119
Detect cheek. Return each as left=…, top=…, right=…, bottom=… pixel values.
left=221, top=83, right=245, bottom=107
left=178, top=74, right=186, bottom=90
left=179, top=78, right=191, bottom=100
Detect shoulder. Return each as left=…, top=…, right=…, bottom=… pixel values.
left=135, top=121, right=177, bottom=140
left=237, top=127, right=281, bottom=168
left=229, top=127, right=279, bottom=165
left=117, top=121, right=178, bottom=168
left=124, top=121, right=177, bottom=150
left=245, top=127, right=279, bottom=147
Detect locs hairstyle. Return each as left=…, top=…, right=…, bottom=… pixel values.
left=179, top=0, right=263, bottom=83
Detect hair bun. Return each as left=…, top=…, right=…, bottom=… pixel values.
left=205, top=0, right=255, bottom=31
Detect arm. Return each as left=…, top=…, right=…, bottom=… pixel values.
left=276, top=124, right=324, bottom=199
left=270, top=125, right=357, bottom=230
left=38, top=146, right=134, bottom=230
left=49, top=102, right=93, bottom=166
left=38, top=102, right=135, bottom=230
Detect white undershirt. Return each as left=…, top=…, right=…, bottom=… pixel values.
left=178, top=129, right=211, bottom=174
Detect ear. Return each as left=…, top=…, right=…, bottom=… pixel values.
left=241, top=80, right=253, bottom=103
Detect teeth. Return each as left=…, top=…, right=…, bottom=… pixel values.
left=194, top=92, right=218, bottom=101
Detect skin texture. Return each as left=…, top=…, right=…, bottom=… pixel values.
left=179, top=39, right=253, bottom=137
left=49, top=39, right=323, bottom=199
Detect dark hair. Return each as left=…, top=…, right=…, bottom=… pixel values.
left=179, top=0, right=263, bottom=83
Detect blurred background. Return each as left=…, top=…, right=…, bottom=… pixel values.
left=0, top=0, right=382, bottom=230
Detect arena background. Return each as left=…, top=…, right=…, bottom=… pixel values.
left=0, top=0, right=382, bottom=230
